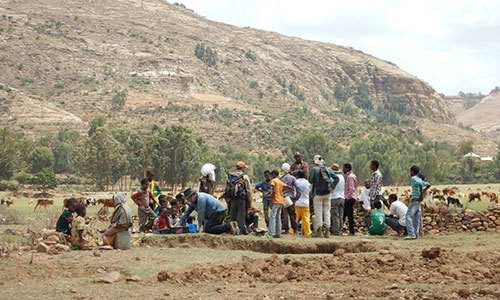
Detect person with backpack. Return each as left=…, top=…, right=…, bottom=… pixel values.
left=199, top=163, right=216, bottom=195
left=224, top=161, right=253, bottom=234
left=308, top=155, right=339, bottom=238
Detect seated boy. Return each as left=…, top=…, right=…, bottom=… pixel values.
left=358, top=180, right=371, bottom=213
left=386, top=194, right=407, bottom=235
left=56, top=198, right=78, bottom=236
left=71, top=204, right=102, bottom=250
left=364, top=201, right=386, bottom=236
left=153, top=207, right=171, bottom=233
left=246, top=206, right=261, bottom=233
left=155, top=195, right=168, bottom=216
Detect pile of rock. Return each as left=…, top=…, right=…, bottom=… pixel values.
left=348, top=203, right=500, bottom=235
left=21, top=229, right=71, bottom=255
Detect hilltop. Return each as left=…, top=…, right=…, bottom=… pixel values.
left=0, top=0, right=488, bottom=155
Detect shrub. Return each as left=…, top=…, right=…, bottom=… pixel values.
left=194, top=43, right=217, bottom=67
left=111, top=89, right=127, bottom=110
left=245, top=50, right=256, bottom=62
left=249, top=81, right=259, bottom=88
left=54, top=83, right=64, bottom=89
left=0, top=181, right=18, bottom=191
left=13, top=171, right=31, bottom=184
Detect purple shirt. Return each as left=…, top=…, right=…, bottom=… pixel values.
left=280, top=173, right=301, bottom=201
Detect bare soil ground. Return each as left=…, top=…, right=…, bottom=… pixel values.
left=1, top=232, right=500, bottom=300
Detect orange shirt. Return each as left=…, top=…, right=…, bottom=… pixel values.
left=271, top=178, right=288, bottom=204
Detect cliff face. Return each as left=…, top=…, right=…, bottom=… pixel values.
left=0, top=0, right=453, bottom=144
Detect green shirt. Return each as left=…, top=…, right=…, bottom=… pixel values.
left=56, top=209, right=73, bottom=234
left=367, top=209, right=386, bottom=235
left=149, top=180, right=162, bottom=199
left=308, top=165, right=339, bottom=199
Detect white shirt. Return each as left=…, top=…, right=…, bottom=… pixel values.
left=390, top=200, right=408, bottom=227
left=295, top=178, right=311, bottom=207
left=330, top=173, right=345, bottom=200
left=360, top=188, right=371, bottom=211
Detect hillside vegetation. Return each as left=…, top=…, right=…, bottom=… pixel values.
left=0, top=0, right=498, bottom=188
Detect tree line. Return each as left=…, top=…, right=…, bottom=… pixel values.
left=0, top=117, right=499, bottom=191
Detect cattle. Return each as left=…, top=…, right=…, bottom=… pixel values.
left=97, top=198, right=115, bottom=208
left=447, top=197, right=463, bottom=208
left=468, top=193, right=481, bottom=202
left=430, top=188, right=442, bottom=195
left=442, top=188, right=456, bottom=196
left=86, top=198, right=96, bottom=206
left=481, top=191, right=490, bottom=197
left=34, top=199, right=54, bottom=211
left=28, top=199, right=34, bottom=206
left=1, top=199, right=14, bottom=207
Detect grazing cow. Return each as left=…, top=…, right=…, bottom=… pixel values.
left=86, top=198, right=96, bottom=206
left=34, top=199, right=54, bottom=211
left=1, top=199, right=14, bottom=207
left=447, top=197, right=463, bottom=208
left=468, top=193, right=481, bottom=202
left=431, top=188, right=442, bottom=195
left=434, top=194, right=446, bottom=202
left=28, top=199, right=34, bottom=206
left=481, top=191, right=490, bottom=197
left=97, top=198, right=114, bottom=208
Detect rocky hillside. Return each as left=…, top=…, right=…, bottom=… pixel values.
left=0, top=0, right=455, bottom=151
left=455, top=91, right=500, bottom=138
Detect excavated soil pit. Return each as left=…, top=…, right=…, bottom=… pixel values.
left=140, top=234, right=377, bottom=254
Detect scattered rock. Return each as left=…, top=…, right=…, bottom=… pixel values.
left=333, top=248, right=346, bottom=257
left=457, top=289, right=471, bottom=298
left=19, top=246, right=31, bottom=252
left=422, top=247, right=441, bottom=259
left=178, top=243, right=190, bottom=249
left=36, top=242, right=50, bottom=253
left=126, top=275, right=141, bottom=282
left=46, top=235, right=60, bottom=243
left=69, top=288, right=77, bottom=294
left=94, top=271, right=120, bottom=283
left=157, top=270, right=172, bottom=282
left=55, top=244, right=70, bottom=252
left=93, top=251, right=102, bottom=257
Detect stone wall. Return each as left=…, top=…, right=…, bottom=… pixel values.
left=349, top=204, right=500, bottom=235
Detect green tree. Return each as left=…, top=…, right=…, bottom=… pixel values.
left=88, top=115, right=107, bottom=137
left=28, top=146, right=54, bottom=173
left=458, top=140, right=474, bottom=157
left=111, top=89, right=127, bottom=110
left=31, top=167, right=58, bottom=190
left=0, top=127, right=31, bottom=179
left=76, top=127, right=126, bottom=190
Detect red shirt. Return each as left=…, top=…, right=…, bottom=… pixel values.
left=131, top=189, right=154, bottom=209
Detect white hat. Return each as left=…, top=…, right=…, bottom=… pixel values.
left=281, top=163, right=291, bottom=172
left=314, top=155, right=325, bottom=165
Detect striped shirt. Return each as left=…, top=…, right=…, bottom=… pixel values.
left=344, top=171, right=358, bottom=200
left=368, top=170, right=383, bottom=200
left=411, top=175, right=429, bottom=200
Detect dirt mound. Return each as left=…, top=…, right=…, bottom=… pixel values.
left=422, top=247, right=441, bottom=259
left=158, top=250, right=500, bottom=287
left=141, top=234, right=376, bottom=254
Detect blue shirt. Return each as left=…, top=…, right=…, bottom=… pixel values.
left=255, top=180, right=272, bottom=199
left=179, top=192, right=227, bottom=227
left=330, top=173, right=345, bottom=200
left=411, top=175, right=429, bottom=200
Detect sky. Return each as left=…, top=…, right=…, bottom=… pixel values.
left=175, top=0, right=500, bottom=95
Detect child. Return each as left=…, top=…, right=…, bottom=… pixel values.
left=71, top=204, right=102, bottom=250
left=255, top=170, right=272, bottom=227
left=155, top=195, right=168, bottom=216
left=266, top=170, right=291, bottom=238
left=364, top=200, right=386, bottom=236
left=153, top=207, right=171, bottom=233
left=295, top=170, right=311, bottom=236
left=359, top=180, right=371, bottom=212
left=405, top=166, right=430, bottom=240
left=246, top=206, right=261, bottom=232
left=56, top=198, right=78, bottom=235
left=131, top=178, right=157, bottom=232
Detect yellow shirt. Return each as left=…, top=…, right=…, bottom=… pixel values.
left=271, top=178, right=288, bottom=204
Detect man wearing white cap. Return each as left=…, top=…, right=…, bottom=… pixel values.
left=308, top=155, right=339, bottom=238
left=280, top=163, right=301, bottom=235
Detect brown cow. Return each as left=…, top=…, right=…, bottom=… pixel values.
left=97, top=198, right=115, bottom=208
left=468, top=193, right=481, bottom=202
left=34, top=199, right=54, bottom=211
left=1, top=199, right=14, bottom=207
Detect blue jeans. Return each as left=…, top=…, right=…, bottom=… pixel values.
left=268, top=203, right=282, bottom=236
left=263, top=197, right=271, bottom=227
left=386, top=217, right=404, bottom=233
left=406, top=201, right=421, bottom=237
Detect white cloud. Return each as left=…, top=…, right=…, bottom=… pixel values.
left=176, top=0, right=500, bottom=94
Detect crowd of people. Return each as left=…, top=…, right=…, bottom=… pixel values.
left=54, top=154, right=431, bottom=250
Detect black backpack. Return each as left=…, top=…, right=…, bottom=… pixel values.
left=316, top=167, right=332, bottom=196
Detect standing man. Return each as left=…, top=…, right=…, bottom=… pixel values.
left=405, top=166, right=430, bottom=240
left=280, top=163, right=301, bottom=235
left=329, top=164, right=345, bottom=236
left=290, top=152, right=309, bottom=178
left=343, top=163, right=358, bottom=236
left=255, top=170, right=272, bottom=227
left=147, top=170, right=162, bottom=211
left=225, top=161, right=253, bottom=234
left=178, top=188, right=238, bottom=235
left=309, top=155, right=339, bottom=238
left=199, top=163, right=216, bottom=196
left=368, top=160, right=383, bottom=207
